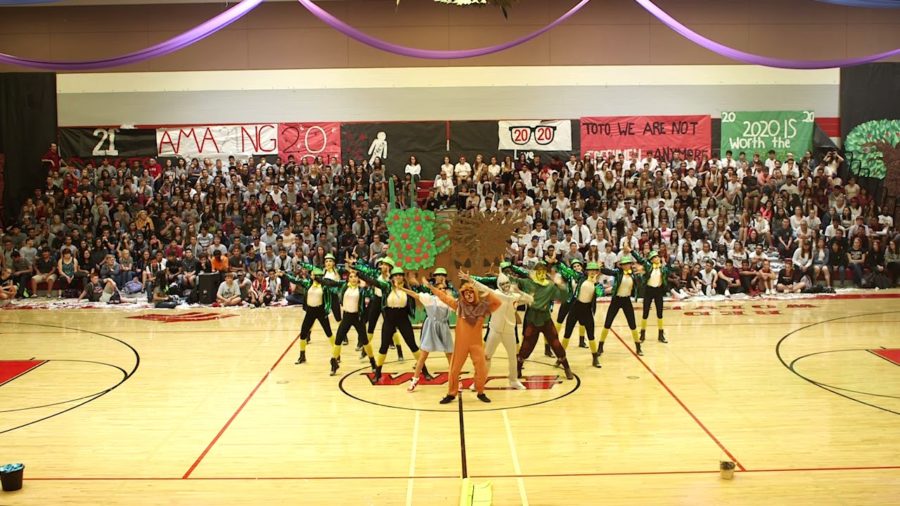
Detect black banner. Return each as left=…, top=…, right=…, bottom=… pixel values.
left=449, top=120, right=580, bottom=168
left=59, top=127, right=158, bottom=160
left=840, top=63, right=900, bottom=138
left=1, top=73, right=57, bottom=221
left=340, top=122, right=446, bottom=180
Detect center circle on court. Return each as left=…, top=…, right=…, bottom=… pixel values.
left=339, top=357, right=580, bottom=412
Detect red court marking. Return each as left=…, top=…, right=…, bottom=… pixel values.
left=182, top=334, right=300, bottom=479
left=0, top=360, right=47, bottom=387
left=869, top=349, right=900, bottom=366
left=611, top=330, right=747, bottom=472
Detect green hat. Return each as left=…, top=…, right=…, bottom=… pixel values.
left=390, top=267, right=405, bottom=277
left=433, top=267, right=448, bottom=276
left=312, top=267, right=324, bottom=276
left=570, top=259, right=584, bottom=266
left=499, top=261, right=512, bottom=270
left=586, top=262, right=601, bottom=271
left=619, top=255, right=634, bottom=264
left=378, top=257, right=395, bottom=267
left=324, top=253, right=336, bottom=261
left=648, top=251, right=659, bottom=260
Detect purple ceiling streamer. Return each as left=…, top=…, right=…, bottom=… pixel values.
left=634, top=0, right=900, bottom=69
left=0, top=0, right=263, bottom=71
left=296, top=0, right=591, bottom=59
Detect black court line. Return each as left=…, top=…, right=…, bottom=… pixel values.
left=775, top=311, right=900, bottom=416
left=0, top=321, right=140, bottom=435
left=458, top=395, right=468, bottom=479
left=789, top=349, right=900, bottom=400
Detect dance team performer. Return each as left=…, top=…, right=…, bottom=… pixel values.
left=558, top=261, right=605, bottom=368
left=364, top=257, right=405, bottom=361
left=423, top=277, right=502, bottom=404
left=556, top=259, right=589, bottom=349
left=402, top=267, right=454, bottom=392
left=289, top=268, right=335, bottom=365
left=598, top=254, right=644, bottom=356
left=508, top=261, right=575, bottom=381
left=355, top=264, right=421, bottom=382
left=466, top=270, right=533, bottom=390
left=633, top=250, right=670, bottom=344
left=327, top=268, right=376, bottom=376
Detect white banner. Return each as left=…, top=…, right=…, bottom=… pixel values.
left=156, top=124, right=278, bottom=158
left=498, top=120, right=572, bottom=151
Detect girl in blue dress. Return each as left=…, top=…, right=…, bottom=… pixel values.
left=402, top=267, right=455, bottom=392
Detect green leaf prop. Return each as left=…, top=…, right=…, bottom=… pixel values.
left=845, top=119, right=900, bottom=180
left=386, top=179, right=449, bottom=270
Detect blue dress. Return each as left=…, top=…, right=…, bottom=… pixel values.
left=419, top=293, right=454, bottom=353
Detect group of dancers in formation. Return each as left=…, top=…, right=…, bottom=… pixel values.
left=292, top=249, right=670, bottom=404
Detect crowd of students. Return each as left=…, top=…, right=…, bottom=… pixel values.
left=1, top=143, right=898, bottom=307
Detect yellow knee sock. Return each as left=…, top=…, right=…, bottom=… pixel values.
left=367, top=332, right=375, bottom=344
left=328, top=334, right=335, bottom=346
left=376, top=353, right=387, bottom=367
left=332, top=344, right=342, bottom=359
left=554, top=322, right=562, bottom=333
left=393, top=333, right=402, bottom=346
left=300, top=338, right=308, bottom=351
left=561, top=337, right=570, bottom=350
left=589, top=339, right=598, bottom=354
left=600, top=328, right=609, bottom=342
left=657, top=318, right=664, bottom=330
left=631, top=329, right=640, bottom=343
left=578, top=326, right=585, bottom=338
left=364, top=343, right=374, bottom=358
left=640, top=319, right=648, bottom=330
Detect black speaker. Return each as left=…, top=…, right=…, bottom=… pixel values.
left=197, top=272, right=222, bottom=304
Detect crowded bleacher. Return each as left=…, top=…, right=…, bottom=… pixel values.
left=1, top=145, right=898, bottom=307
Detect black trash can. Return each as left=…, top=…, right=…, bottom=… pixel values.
left=0, top=463, right=24, bottom=492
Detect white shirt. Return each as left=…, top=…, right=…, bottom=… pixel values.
left=342, top=285, right=361, bottom=313
left=405, top=164, right=422, bottom=177
left=577, top=279, right=597, bottom=303
left=386, top=289, right=408, bottom=308
left=454, top=162, right=472, bottom=179
left=307, top=284, right=324, bottom=307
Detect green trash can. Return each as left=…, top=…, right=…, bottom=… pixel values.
left=0, top=463, right=24, bottom=492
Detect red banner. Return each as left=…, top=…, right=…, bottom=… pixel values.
left=278, top=122, right=341, bottom=164
left=580, top=115, right=711, bottom=161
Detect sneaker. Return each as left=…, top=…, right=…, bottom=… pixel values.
left=724, top=289, right=731, bottom=297
left=476, top=393, right=491, bottom=403
left=439, top=395, right=456, bottom=405
left=510, top=380, right=527, bottom=390
left=407, top=376, right=419, bottom=392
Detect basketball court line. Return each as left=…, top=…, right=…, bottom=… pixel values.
left=610, top=329, right=746, bottom=471
left=182, top=333, right=301, bottom=479
left=458, top=395, right=468, bottom=478
left=405, top=411, right=420, bottom=506
left=502, top=410, right=529, bottom=506
left=25, top=464, right=900, bottom=482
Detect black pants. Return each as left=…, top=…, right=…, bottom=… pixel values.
left=564, top=300, right=595, bottom=340
left=300, top=305, right=332, bottom=340
left=642, top=285, right=665, bottom=320
left=331, top=299, right=342, bottom=323
left=335, top=311, right=368, bottom=346
left=555, top=299, right=571, bottom=324
left=604, top=296, right=636, bottom=330
left=379, top=307, right=418, bottom=355
left=715, top=279, right=744, bottom=294
left=367, top=297, right=383, bottom=334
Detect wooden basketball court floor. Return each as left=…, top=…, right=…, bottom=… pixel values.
left=2, top=292, right=900, bottom=505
